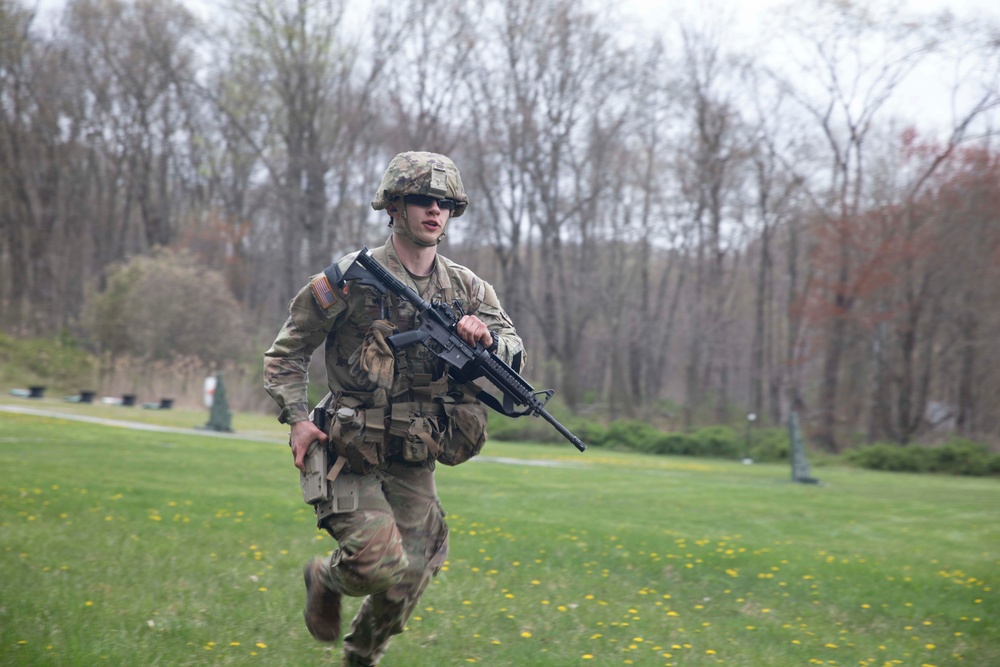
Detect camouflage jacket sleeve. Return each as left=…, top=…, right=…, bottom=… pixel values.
left=263, top=276, right=350, bottom=424
left=471, top=278, right=526, bottom=369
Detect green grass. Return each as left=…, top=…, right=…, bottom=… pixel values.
left=0, top=407, right=997, bottom=666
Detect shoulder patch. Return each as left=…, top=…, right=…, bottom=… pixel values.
left=311, top=275, right=338, bottom=309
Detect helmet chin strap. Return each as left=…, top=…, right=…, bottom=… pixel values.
left=393, top=199, right=448, bottom=247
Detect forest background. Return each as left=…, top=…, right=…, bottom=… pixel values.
left=2, top=0, right=1000, bottom=454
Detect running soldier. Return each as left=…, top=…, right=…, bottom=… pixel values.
left=264, top=152, right=524, bottom=666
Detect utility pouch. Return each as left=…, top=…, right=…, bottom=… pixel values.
left=329, top=398, right=385, bottom=474
left=439, top=403, right=488, bottom=466
left=402, top=415, right=443, bottom=463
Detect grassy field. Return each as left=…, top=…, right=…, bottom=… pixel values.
left=0, top=402, right=997, bottom=666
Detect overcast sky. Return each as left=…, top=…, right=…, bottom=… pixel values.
left=30, top=0, right=999, bottom=134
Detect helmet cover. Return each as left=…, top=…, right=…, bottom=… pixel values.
left=371, top=151, right=468, bottom=217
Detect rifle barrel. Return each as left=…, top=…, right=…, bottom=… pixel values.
left=539, top=408, right=587, bottom=452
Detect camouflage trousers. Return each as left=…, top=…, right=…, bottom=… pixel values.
left=315, top=460, right=449, bottom=666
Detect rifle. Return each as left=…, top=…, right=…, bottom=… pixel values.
left=340, top=247, right=586, bottom=452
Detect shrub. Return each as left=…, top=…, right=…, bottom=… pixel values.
left=690, top=425, right=740, bottom=459
left=649, top=431, right=698, bottom=456
left=845, top=440, right=1000, bottom=476
left=81, top=249, right=250, bottom=366
left=563, top=419, right=608, bottom=448
left=928, top=439, right=995, bottom=476
left=748, top=427, right=791, bottom=462
left=605, top=419, right=663, bottom=452
left=487, top=412, right=564, bottom=444
left=845, top=444, right=929, bottom=473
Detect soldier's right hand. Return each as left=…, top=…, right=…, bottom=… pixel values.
left=289, top=420, right=327, bottom=471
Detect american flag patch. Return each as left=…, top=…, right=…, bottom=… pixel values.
left=311, top=275, right=337, bottom=309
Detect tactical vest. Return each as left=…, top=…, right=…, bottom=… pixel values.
left=319, top=245, right=488, bottom=474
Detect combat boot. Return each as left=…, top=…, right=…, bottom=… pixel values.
left=303, top=557, right=342, bottom=642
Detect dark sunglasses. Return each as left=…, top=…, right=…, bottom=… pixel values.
left=403, top=194, right=457, bottom=210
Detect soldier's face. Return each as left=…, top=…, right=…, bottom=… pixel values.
left=400, top=196, right=452, bottom=244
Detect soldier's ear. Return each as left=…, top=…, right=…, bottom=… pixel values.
left=386, top=203, right=398, bottom=215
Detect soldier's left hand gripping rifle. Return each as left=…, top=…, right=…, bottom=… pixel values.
left=337, top=247, right=586, bottom=452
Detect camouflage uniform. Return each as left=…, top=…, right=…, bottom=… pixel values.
left=264, top=166, right=523, bottom=663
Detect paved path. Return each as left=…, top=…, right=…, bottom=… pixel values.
left=0, top=404, right=580, bottom=467
left=0, top=404, right=283, bottom=444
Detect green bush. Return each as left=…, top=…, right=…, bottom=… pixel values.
left=748, top=428, right=791, bottom=462
left=563, top=419, right=609, bottom=448
left=690, top=425, right=740, bottom=458
left=605, top=419, right=663, bottom=452
left=80, top=249, right=250, bottom=365
left=487, top=412, right=563, bottom=444
left=845, top=444, right=929, bottom=473
left=928, top=439, right=996, bottom=476
left=846, top=439, right=999, bottom=476
left=487, top=408, right=998, bottom=477
left=649, top=431, right=698, bottom=456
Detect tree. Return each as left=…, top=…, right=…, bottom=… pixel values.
left=769, top=0, right=942, bottom=450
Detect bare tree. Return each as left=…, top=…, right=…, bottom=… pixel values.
left=208, top=0, right=395, bottom=306
left=672, top=20, right=752, bottom=426
left=766, top=0, right=942, bottom=450
left=463, top=0, right=631, bottom=409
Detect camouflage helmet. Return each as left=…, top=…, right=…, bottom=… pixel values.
left=371, top=151, right=468, bottom=218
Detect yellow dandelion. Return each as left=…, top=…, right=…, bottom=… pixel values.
left=85, top=601, right=93, bottom=607
left=520, top=631, right=532, bottom=638
left=582, top=655, right=594, bottom=660
left=255, top=642, right=267, bottom=649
